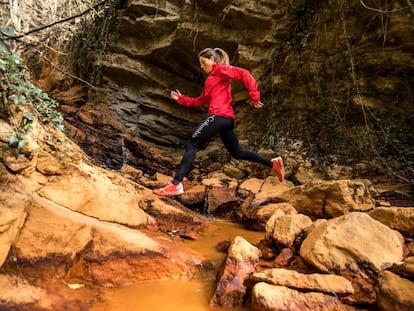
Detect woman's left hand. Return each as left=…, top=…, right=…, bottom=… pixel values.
left=251, top=101, right=264, bottom=109
left=170, top=89, right=181, bottom=101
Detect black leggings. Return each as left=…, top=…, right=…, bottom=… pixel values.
left=173, top=115, right=272, bottom=183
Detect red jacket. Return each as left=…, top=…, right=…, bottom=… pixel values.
left=177, top=63, right=261, bottom=119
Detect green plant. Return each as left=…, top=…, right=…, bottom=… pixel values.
left=263, top=129, right=280, bottom=148
left=0, top=29, right=65, bottom=155
left=5, top=111, right=36, bottom=156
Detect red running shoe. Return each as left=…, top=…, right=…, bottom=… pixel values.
left=153, top=182, right=184, bottom=196
left=271, top=157, right=285, bottom=182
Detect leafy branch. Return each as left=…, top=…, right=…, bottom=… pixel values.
left=0, top=36, right=65, bottom=156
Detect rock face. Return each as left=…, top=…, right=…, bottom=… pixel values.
left=48, top=0, right=413, bottom=180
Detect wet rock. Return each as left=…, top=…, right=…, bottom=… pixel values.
left=337, top=261, right=377, bottom=305
left=250, top=268, right=354, bottom=296
left=147, top=197, right=206, bottom=234
left=376, top=270, right=414, bottom=311
left=369, top=207, right=414, bottom=237
left=0, top=274, right=49, bottom=307
left=12, top=197, right=204, bottom=287
left=206, top=186, right=238, bottom=217
left=210, top=236, right=261, bottom=308
left=300, top=212, right=403, bottom=273
left=273, top=248, right=294, bottom=268
left=251, top=282, right=347, bottom=311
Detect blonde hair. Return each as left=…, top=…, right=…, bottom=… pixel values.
left=198, top=47, right=230, bottom=65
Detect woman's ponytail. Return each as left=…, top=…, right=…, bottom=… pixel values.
left=213, top=48, right=230, bottom=65
left=198, top=47, right=230, bottom=65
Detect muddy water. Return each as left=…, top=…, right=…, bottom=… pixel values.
left=92, top=220, right=264, bottom=311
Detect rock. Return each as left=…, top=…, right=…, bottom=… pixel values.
left=250, top=180, right=294, bottom=208
left=242, top=202, right=297, bottom=231
left=300, top=212, right=403, bottom=273
left=202, top=172, right=238, bottom=188
left=339, top=262, right=377, bottom=305
left=369, top=207, right=414, bottom=237
left=206, top=186, right=238, bottom=216
left=238, top=178, right=265, bottom=195
left=223, top=163, right=245, bottom=179
left=0, top=205, right=27, bottom=267
left=390, top=256, right=414, bottom=280
left=273, top=248, right=294, bottom=268
left=210, top=236, right=261, bottom=308
left=145, top=195, right=206, bottom=233
left=13, top=202, right=93, bottom=263
left=376, top=270, right=414, bottom=311
left=251, top=282, right=347, bottom=311
left=179, top=184, right=207, bottom=206
left=281, top=180, right=376, bottom=218
left=36, top=150, right=64, bottom=175
left=36, top=163, right=155, bottom=227
left=0, top=164, right=29, bottom=267
left=250, top=268, right=354, bottom=296
left=269, top=214, right=313, bottom=248
left=15, top=196, right=204, bottom=287
left=3, top=152, right=36, bottom=174
left=0, top=274, right=49, bottom=307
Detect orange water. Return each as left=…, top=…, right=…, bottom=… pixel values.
left=92, top=220, right=264, bottom=311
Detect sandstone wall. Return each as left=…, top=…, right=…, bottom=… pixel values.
left=61, top=0, right=413, bottom=180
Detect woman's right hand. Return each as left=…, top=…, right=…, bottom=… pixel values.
left=251, top=100, right=264, bottom=109
left=170, top=89, right=181, bottom=101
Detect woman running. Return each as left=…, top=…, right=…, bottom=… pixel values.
left=154, top=47, right=285, bottom=196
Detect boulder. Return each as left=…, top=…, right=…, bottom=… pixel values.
left=36, top=163, right=155, bottom=227
left=250, top=268, right=354, bottom=296
left=251, top=282, right=347, bottom=311
left=269, top=214, right=313, bottom=248
left=390, top=256, right=414, bottom=279
left=369, top=207, right=414, bottom=237
left=300, top=212, right=403, bottom=273
left=210, top=236, right=261, bottom=308
left=281, top=180, right=376, bottom=218
left=376, top=270, right=414, bottom=311
left=242, top=202, right=297, bottom=231
left=15, top=196, right=204, bottom=287
left=206, top=186, right=238, bottom=216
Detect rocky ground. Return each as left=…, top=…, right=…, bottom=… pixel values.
left=0, top=113, right=413, bottom=310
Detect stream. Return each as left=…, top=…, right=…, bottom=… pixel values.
left=91, top=220, right=264, bottom=311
